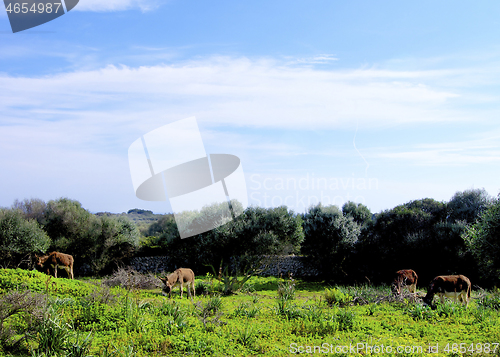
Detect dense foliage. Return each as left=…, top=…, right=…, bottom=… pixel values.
left=463, top=195, right=500, bottom=286
left=0, top=208, right=50, bottom=268
left=157, top=204, right=304, bottom=274
left=1, top=188, right=499, bottom=286
left=4, top=198, right=140, bottom=275
left=301, top=204, right=360, bottom=282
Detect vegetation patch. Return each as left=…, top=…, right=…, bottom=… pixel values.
left=1, top=270, right=496, bottom=356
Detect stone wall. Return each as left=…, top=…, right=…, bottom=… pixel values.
left=126, top=255, right=320, bottom=277
left=128, top=256, right=172, bottom=274
left=259, top=255, right=320, bottom=277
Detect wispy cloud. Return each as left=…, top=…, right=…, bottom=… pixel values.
left=0, top=55, right=497, bottom=211
left=370, top=136, right=500, bottom=166
left=74, top=0, right=166, bottom=12
left=286, top=54, right=339, bottom=65
left=0, top=56, right=469, bottom=132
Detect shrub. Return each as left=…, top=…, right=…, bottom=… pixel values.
left=324, top=288, right=351, bottom=307
left=0, top=208, right=50, bottom=268
left=195, top=281, right=210, bottom=296
left=301, top=204, right=360, bottom=279
left=236, top=322, right=257, bottom=348
left=156, top=301, right=187, bottom=335
left=406, top=304, right=434, bottom=321
left=477, top=288, right=500, bottom=310
left=335, top=309, right=357, bottom=331
left=193, top=297, right=225, bottom=332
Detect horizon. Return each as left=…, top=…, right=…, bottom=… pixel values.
left=3, top=187, right=492, bottom=216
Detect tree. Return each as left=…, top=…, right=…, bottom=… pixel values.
left=0, top=208, right=51, bottom=267
left=12, top=198, right=47, bottom=226
left=160, top=204, right=304, bottom=274
left=91, top=215, right=140, bottom=273
left=142, top=214, right=179, bottom=253
left=463, top=196, right=500, bottom=286
left=42, top=198, right=140, bottom=275
left=357, top=198, right=451, bottom=284
left=43, top=198, right=96, bottom=255
left=448, top=188, right=493, bottom=224
left=301, top=204, right=360, bottom=281
left=342, top=201, right=372, bottom=227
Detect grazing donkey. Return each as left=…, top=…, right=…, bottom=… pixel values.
left=391, top=269, right=418, bottom=296
left=36, top=251, right=74, bottom=279
left=160, top=268, right=195, bottom=299
left=423, top=275, right=471, bottom=309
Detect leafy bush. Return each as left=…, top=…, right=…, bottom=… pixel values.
left=193, top=297, right=225, bottom=332
left=301, top=204, right=360, bottom=280
left=406, top=304, right=434, bottom=321
left=156, top=301, right=187, bottom=335
left=463, top=197, right=500, bottom=285
left=158, top=204, right=304, bottom=274
left=335, top=308, right=357, bottom=331
left=235, top=322, right=257, bottom=348
left=477, top=288, right=500, bottom=310
left=0, top=208, right=50, bottom=268
left=275, top=274, right=301, bottom=320
left=195, top=281, right=209, bottom=296
left=43, top=198, right=140, bottom=275
left=64, top=331, right=93, bottom=357
left=205, top=296, right=223, bottom=315
left=324, top=288, right=351, bottom=307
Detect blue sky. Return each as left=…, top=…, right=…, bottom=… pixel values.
left=1, top=0, right=499, bottom=214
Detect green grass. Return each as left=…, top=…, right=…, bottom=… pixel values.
left=0, top=269, right=499, bottom=356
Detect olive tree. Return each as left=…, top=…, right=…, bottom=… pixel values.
left=463, top=196, right=500, bottom=285
left=448, top=188, right=493, bottom=224
left=301, top=204, right=360, bottom=281
left=0, top=208, right=50, bottom=267
left=43, top=198, right=139, bottom=275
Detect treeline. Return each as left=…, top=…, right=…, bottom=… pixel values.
left=0, top=198, right=140, bottom=275
left=1, top=189, right=499, bottom=287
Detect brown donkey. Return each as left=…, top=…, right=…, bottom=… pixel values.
left=160, top=268, right=195, bottom=299
left=36, top=251, right=74, bottom=279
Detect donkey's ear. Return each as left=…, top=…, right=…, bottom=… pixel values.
left=159, top=277, right=166, bottom=283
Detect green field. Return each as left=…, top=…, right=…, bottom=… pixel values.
left=0, top=269, right=499, bottom=356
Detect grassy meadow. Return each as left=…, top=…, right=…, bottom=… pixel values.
left=0, top=269, right=499, bottom=356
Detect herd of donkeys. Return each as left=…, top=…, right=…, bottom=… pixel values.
left=33, top=252, right=471, bottom=309
left=391, top=269, right=471, bottom=309
left=34, top=251, right=195, bottom=298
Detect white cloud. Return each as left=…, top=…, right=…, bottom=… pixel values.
left=286, top=54, right=339, bottom=65
left=1, top=55, right=497, bottom=212
left=0, top=56, right=467, bottom=132
left=74, top=0, right=166, bottom=12
left=369, top=136, right=500, bottom=166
